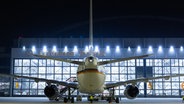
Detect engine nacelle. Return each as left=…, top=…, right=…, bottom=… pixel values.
left=124, top=85, right=139, bottom=99
left=44, top=85, right=59, bottom=100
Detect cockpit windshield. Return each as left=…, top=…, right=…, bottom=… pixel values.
left=88, top=56, right=93, bottom=62
left=84, top=56, right=98, bottom=65
left=84, top=56, right=98, bottom=66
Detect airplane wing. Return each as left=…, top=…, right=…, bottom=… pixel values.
left=105, top=74, right=184, bottom=89
left=32, top=54, right=84, bottom=65
left=98, top=54, right=152, bottom=65
left=0, top=73, right=78, bottom=88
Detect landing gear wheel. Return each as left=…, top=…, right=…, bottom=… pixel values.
left=64, top=97, right=68, bottom=103
left=49, top=98, right=53, bottom=101
left=71, top=97, right=74, bottom=103
left=108, top=97, right=112, bottom=103
left=115, top=97, right=119, bottom=103
left=55, top=98, right=59, bottom=101
left=90, top=100, right=93, bottom=103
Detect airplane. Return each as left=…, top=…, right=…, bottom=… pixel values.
left=1, top=0, right=184, bottom=103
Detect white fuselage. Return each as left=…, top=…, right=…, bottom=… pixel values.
left=77, top=56, right=106, bottom=94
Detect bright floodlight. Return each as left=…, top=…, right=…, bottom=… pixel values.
left=137, top=46, right=141, bottom=53
left=128, top=46, right=131, bottom=52
left=31, top=46, right=36, bottom=53
left=73, top=46, right=78, bottom=53
left=84, top=45, right=89, bottom=53
left=52, top=45, right=57, bottom=52
left=116, top=46, right=120, bottom=53
left=158, top=46, right=163, bottom=53
left=64, top=46, right=68, bottom=53
left=94, top=45, right=99, bottom=53
left=106, top=46, right=110, bottom=53
left=22, top=46, right=26, bottom=51
left=43, top=45, right=48, bottom=53
left=169, top=46, right=174, bottom=54
left=148, top=46, right=153, bottom=53
left=180, top=46, right=183, bottom=52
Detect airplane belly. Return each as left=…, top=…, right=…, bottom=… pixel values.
left=77, top=69, right=105, bottom=94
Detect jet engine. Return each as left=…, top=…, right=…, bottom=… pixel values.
left=124, top=85, right=139, bottom=99
left=44, top=85, right=59, bottom=100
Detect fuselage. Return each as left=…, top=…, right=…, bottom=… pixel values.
left=77, top=56, right=106, bottom=94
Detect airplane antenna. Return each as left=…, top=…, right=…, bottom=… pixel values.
left=89, top=0, right=93, bottom=55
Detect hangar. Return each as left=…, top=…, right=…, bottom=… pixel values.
left=0, top=37, right=184, bottom=98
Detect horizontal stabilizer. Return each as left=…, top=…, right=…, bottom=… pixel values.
left=98, top=54, right=153, bottom=65
left=32, top=54, right=84, bottom=65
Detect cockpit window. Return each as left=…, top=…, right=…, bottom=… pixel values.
left=88, top=56, right=93, bottom=62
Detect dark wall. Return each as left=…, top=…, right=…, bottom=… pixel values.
left=0, top=47, right=10, bottom=74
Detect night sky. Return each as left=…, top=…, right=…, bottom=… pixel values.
left=1, top=0, right=184, bottom=47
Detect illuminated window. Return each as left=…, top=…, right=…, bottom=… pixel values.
left=31, top=59, right=38, bottom=66
left=112, top=75, right=119, bottom=81
left=111, top=67, right=119, bottom=73
left=14, top=59, right=22, bottom=66
left=23, top=59, right=30, bottom=66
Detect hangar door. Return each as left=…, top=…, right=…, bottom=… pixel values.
left=136, top=65, right=153, bottom=97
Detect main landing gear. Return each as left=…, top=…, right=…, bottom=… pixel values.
left=63, top=97, right=75, bottom=103
left=63, top=87, right=75, bottom=103
left=107, top=87, right=119, bottom=103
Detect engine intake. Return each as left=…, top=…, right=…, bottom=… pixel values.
left=44, top=85, right=59, bottom=100
left=124, top=85, right=139, bottom=99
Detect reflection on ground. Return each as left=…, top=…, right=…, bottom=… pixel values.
left=0, top=97, right=183, bottom=104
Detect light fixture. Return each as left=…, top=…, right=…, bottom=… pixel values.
left=73, top=46, right=78, bottom=53
left=52, top=45, right=57, bottom=53
left=22, top=46, right=26, bottom=51
left=64, top=46, right=68, bottom=53
left=84, top=45, right=89, bottom=53
left=180, top=46, right=183, bottom=52
left=43, top=45, right=48, bottom=53
left=158, top=45, right=163, bottom=53
left=148, top=46, right=153, bottom=53
left=116, top=46, right=120, bottom=53
left=31, top=46, right=36, bottom=53
left=106, top=46, right=110, bottom=53
left=169, top=46, right=174, bottom=54
left=128, top=46, right=131, bottom=52
left=94, top=45, right=99, bottom=53
left=137, top=46, right=141, bottom=53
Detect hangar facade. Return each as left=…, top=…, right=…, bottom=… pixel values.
left=6, top=38, right=184, bottom=97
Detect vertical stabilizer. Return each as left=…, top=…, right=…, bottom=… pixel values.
left=89, top=0, right=93, bottom=55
